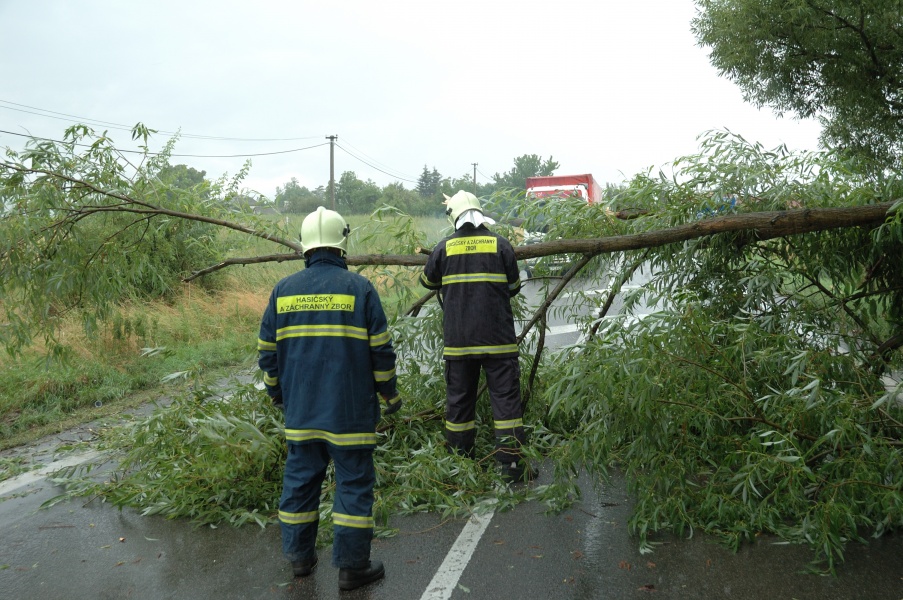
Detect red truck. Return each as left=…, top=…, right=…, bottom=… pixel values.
left=525, top=173, right=603, bottom=204
left=519, top=173, right=605, bottom=278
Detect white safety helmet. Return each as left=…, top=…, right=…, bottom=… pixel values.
left=443, top=190, right=484, bottom=226
left=300, top=206, right=350, bottom=256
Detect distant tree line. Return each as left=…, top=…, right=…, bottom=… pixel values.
left=272, top=153, right=560, bottom=216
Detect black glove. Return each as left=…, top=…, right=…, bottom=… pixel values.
left=271, top=394, right=284, bottom=411
left=382, top=394, right=402, bottom=416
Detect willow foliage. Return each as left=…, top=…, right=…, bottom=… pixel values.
left=693, top=0, right=903, bottom=165
left=42, top=210, right=578, bottom=540
left=536, top=133, right=903, bottom=572
left=45, top=378, right=576, bottom=541
left=22, top=131, right=903, bottom=573
left=0, top=124, right=275, bottom=356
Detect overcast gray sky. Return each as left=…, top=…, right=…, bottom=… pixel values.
left=1, top=0, right=823, bottom=199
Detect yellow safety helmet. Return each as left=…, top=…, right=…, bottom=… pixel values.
left=443, top=190, right=483, bottom=226
left=300, top=206, right=350, bottom=256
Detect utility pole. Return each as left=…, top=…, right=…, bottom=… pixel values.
left=326, top=135, right=338, bottom=210
left=472, top=163, right=478, bottom=195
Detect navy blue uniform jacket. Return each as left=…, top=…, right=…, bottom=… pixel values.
left=258, top=251, right=397, bottom=449
left=420, top=223, right=521, bottom=360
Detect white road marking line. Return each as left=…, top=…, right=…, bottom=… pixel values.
left=546, top=324, right=579, bottom=336
left=522, top=314, right=655, bottom=340
left=518, top=324, right=579, bottom=338
left=0, top=450, right=103, bottom=496
left=559, top=288, right=611, bottom=299
left=420, top=509, right=495, bottom=600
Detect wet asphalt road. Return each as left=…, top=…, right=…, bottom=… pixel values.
left=2, top=461, right=902, bottom=600
left=2, top=275, right=902, bottom=599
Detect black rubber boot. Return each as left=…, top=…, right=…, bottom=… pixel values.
left=501, top=461, right=537, bottom=484
left=291, top=555, right=318, bottom=577
left=338, top=560, right=385, bottom=591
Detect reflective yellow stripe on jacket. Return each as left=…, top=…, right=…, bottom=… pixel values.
left=284, top=429, right=378, bottom=446
left=369, top=330, right=391, bottom=346
left=442, top=273, right=508, bottom=285
left=276, top=324, right=368, bottom=342
left=444, top=344, right=518, bottom=357
left=420, top=273, right=440, bottom=288
left=374, top=368, right=396, bottom=382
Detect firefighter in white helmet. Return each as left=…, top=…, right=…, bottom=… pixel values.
left=258, top=206, right=400, bottom=591
left=420, top=191, right=532, bottom=482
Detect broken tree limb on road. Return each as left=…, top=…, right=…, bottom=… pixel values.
left=509, top=201, right=898, bottom=260
left=185, top=202, right=901, bottom=388
left=183, top=201, right=899, bottom=281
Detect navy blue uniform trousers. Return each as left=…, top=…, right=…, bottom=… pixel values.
left=444, top=356, right=525, bottom=463
left=279, top=442, right=375, bottom=569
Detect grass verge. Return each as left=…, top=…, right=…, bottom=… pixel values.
left=0, top=284, right=265, bottom=450
left=0, top=212, right=447, bottom=451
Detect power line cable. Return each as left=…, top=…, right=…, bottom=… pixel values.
left=0, top=128, right=330, bottom=158
left=3, top=100, right=433, bottom=184
left=169, top=143, right=330, bottom=158
left=339, top=137, right=418, bottom=180
left=335, top=143, right=418, bottom=183
left=0, top=104, right=135, bottom=133
left=476, top=166, right=494, bottom=181
left=0, top=99, right=325, bottom=142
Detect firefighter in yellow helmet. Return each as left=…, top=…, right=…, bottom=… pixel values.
left=420, top=191, right=532, bottom=482
left=258, top=206, right=400, bottom=590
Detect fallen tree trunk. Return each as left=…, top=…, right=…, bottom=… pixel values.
left=509, top=201, right=898, bottom=260
left=185, top=201, right=898, bottom=280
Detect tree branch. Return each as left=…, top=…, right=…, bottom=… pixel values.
left=588, top=250, right=650, bottom=337
left=516, top=253, right=595, bottom=346
left=868, top=330, right=903, bottom=369
left=511, top=202, right=898, bottom=261
left=16, top=156, right=892, bottom=291
left=2, top=162, right=303, bottom=252
left=183, top=252, right=429, bottom=282
left=805, top=1, right=887, bottom=79
left=653, top=398, right=816, bottom=441
left=523, top=311, right=546, bottom=415
left=406, top=290, right=437, bottom=318
left=659, top=348, right=757, bottom=404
